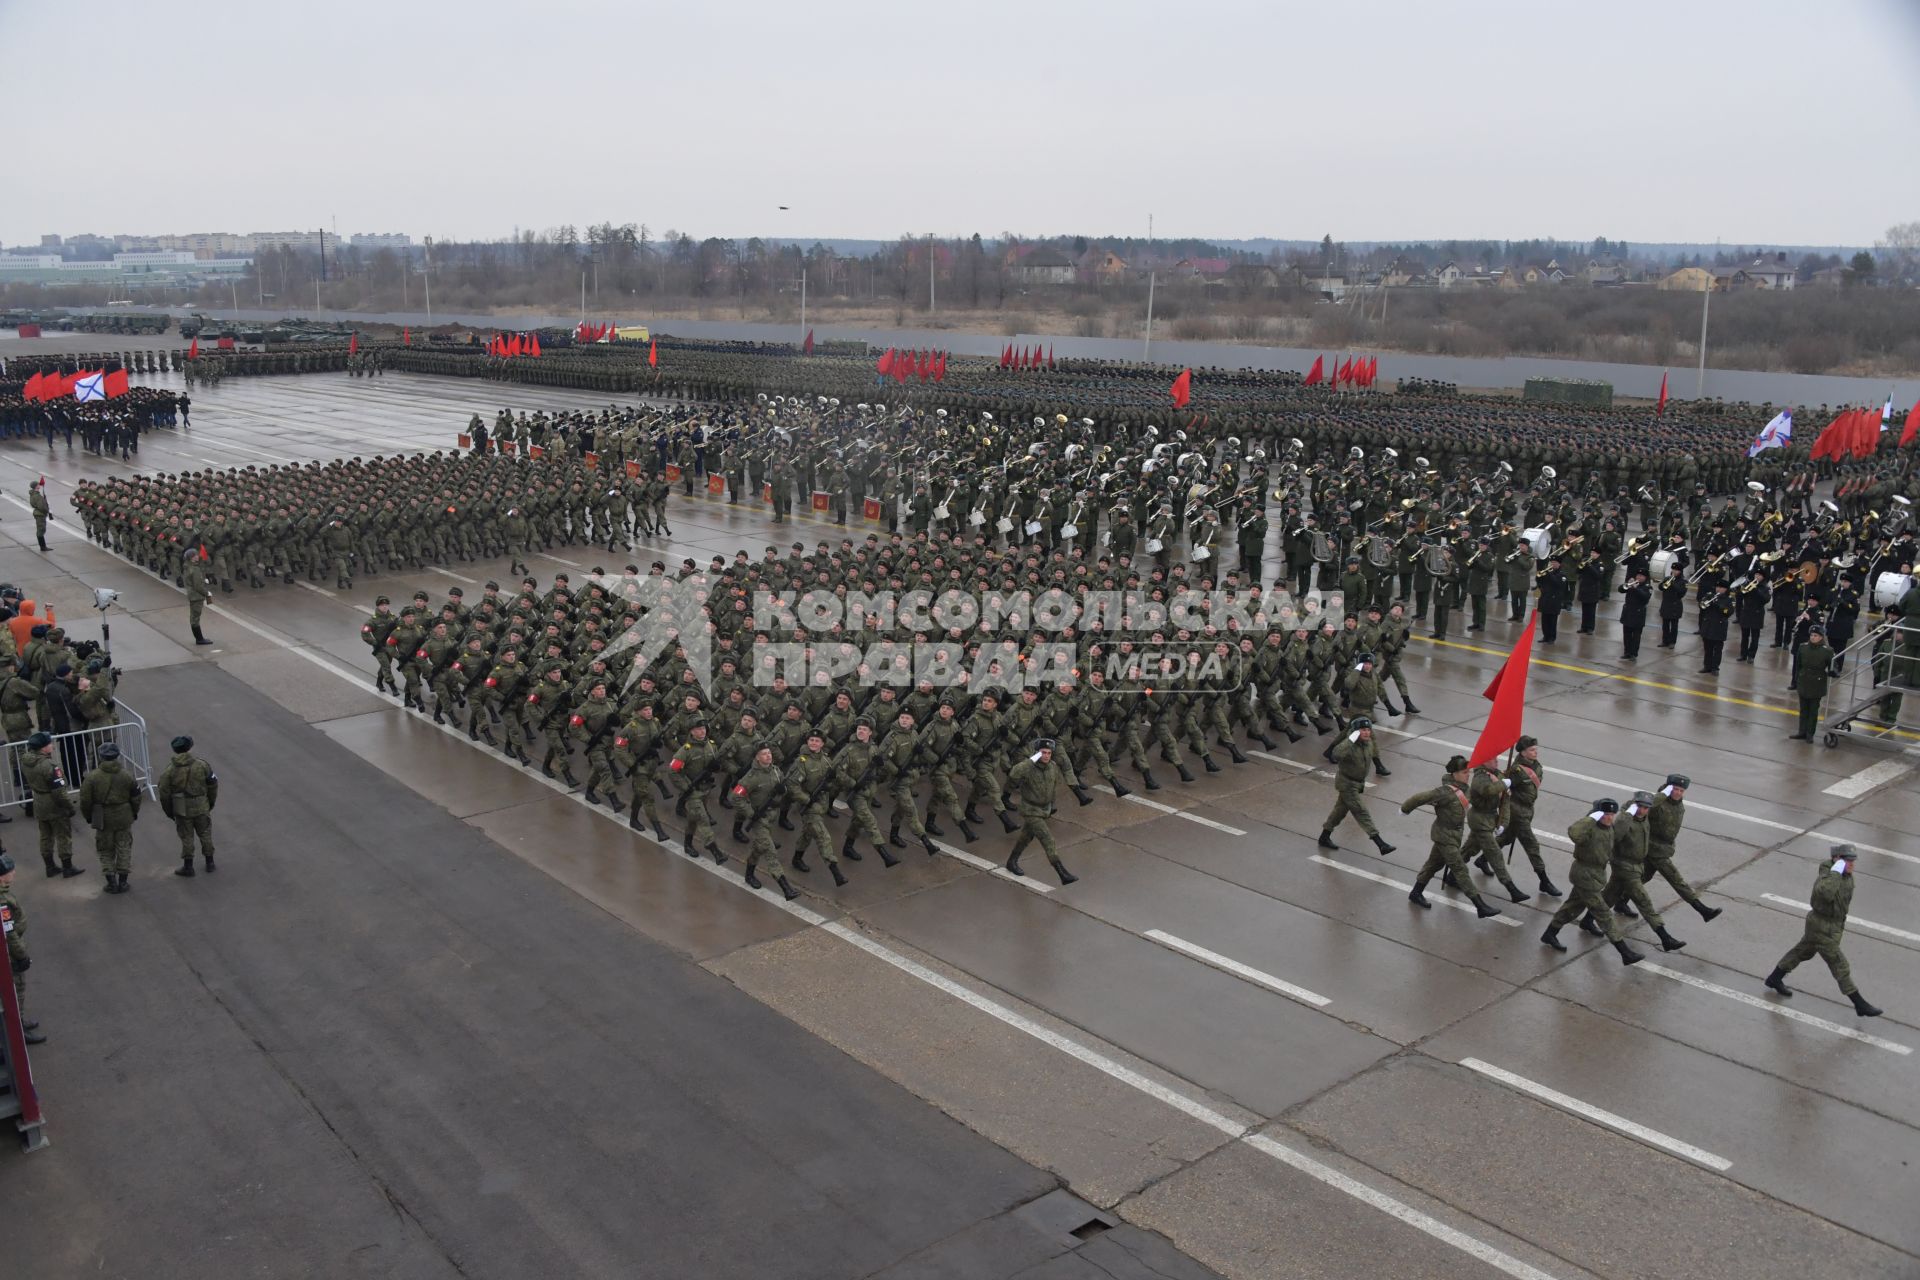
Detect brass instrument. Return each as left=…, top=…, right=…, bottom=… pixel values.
left=1686, top=552, right=1725, bottom=586
left=1616, top=534, right=1651, bottom=566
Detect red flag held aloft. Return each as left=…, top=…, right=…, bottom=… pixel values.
left=648, top=338, right=658, bottom=368
left=529, top=333, right=542, bottom=358
left=22, top=373, right=41, bottom=402
left=1047, top=345, right=1055, bottom=370
left=934, top=351, right=946, bottom=382
left=877, top=348, right=896, bottom=376
left=1901, top=400, right=1920, bottom=448
left=803, top=328, right=814, bottom=356
left=1655, top=370, right=1668, bottom=416
left=402, top=326, right=411, bottom=346
left=1305, top=355, right=1324, bottom=386
left=188, top=338, right=199, bottom=360
left=1468, top=611, right=1539, bottom=768
left=103, top=369, right=129, bottom=398
left=1170, top=368, right=1192, bottom=408
left=348, top=333, right=358, bottom=355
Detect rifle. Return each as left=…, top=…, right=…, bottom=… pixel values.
left=673, top=752, right=723, bottom=816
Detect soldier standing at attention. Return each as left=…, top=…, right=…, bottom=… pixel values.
left=1766, top=844, right=1882, bottom=1017
left=79, top=742, right=142, bottom=895
left=1788, top=625, right=1829, bottom=741
left=23, top=731, right=81, bottom=879
left=157, top=733, right=218, bottom=877
left=1401, top=754, right=1502, bottom=918
left=29, top=478, right=50, bottom=552
left=1541, top=799, right=1646, bottom=966
left=2, top=851, right=45, bottom=1043
left=1316, top=716, right=1396, bottom=856
left=1003, top=739, right=1077, bottom=885
left=1643, top=774, right=1722, bottom=924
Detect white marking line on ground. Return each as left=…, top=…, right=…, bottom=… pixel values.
left=533, top=552, right=586, bottom=569
left=1091, top=785, right=1249, bottom=835
left=930, top=840, right=1054, bottom=894
left=1804, top=833, right=1920, bottom=867
left=1308, top=854, right=1524, bottom=927
left=1144, top=930, right=1331, bottom=1007
left=296, top=581, right=340, bottom=599
left=1637, top=962, right=1913, bottom=1055
left=1459, top=1058, right=1731, bottom=1171
left=1823, top=759, right=1914, bottom=799
left=1240, top=1133, right=1562, bottom=1280
left=424, top=565, right=479, bottom=585
left=1758, top=894, right=1920, bottom=944
left=1246, top=749, right=1322, bottom=776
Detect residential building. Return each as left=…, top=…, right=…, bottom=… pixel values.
left=1431, top=261, right=1462, bottom=288
left=1657, top=266, right=1715, bottom=292
left=350, top=232, right=412, bottom=250
left=1016, top=249, right=1077, bottom=285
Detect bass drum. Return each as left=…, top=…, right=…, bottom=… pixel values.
left=1521, top=526, right=1553, bottom=559
left=1649, top=548, right=1679, bottom=581
left=1873, top=571, right=1914, bottom=610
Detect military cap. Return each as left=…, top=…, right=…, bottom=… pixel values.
left=374, top=595, right=390, bottom=606
left=686, top=713, right=708, bottom=728
left=30, top=624, right=47, bottom=638
left=1663, top=773, right=1690, bottom=790
left=1354, top=651, right=1375, bottom=664
left=1591, top=797, right=1619, bottom=814
left=484, top=580, right=499, bottom=591
left=853, top=715, right=874, bottom=729
left=1033, top=737, right=1057, bottom=751
left=100, top=743, right=121, bottom=760
left=1445, top=754, right=1469, bottom=772
left=1830, top=842, right=1856, bottom=859
left=1365, top=602, right=1383, bottom=614
left=54, top=664, right=71, bottom=678
left=1349, top=716, right=1373, bottom=730
left=171, top=735, right=194, bottom=752
left=651, top=561, right=665, bottom=571
left=413, top=590, right=431, bottom=601
left=1516, top=735, right=1538, bottom=751
left=1631, top=790, right=1658, bottom=809
left=26, top=731, right=51, bottom=749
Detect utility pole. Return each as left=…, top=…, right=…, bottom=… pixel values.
left=581, top=269, right=587, bottom=322
left=928, top=233, right=936, bottom=314
left=423, top=236, right=433, bottom=327
left=1143, top=271, right=1156, bottom=361
left=800, top=267, right=807, bottom=346
left=1695, top=280, right=1711, bottom=397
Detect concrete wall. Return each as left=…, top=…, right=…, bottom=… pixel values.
left=60, top=304, right=1920, bottom=410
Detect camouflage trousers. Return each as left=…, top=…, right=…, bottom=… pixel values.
left=95, top=827, right=134, bottom=875
left=173, top=813, right=214, bottom=859
left=1323, top=781, right=1379, bottom=838
left=1604, top=862, right=1664, bottom=929
left=1774, top=931, right=1856, bottom=995
left=1462, top=817, right=1511, bottom=882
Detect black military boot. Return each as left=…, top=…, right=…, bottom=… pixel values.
left=585, top=786, right=602, bottom=807
left=1004, top=838, right=1029, bottom=877
left=1764, top=968, right=1794, bottom=997
left=777, top=804, right=795, bottom=832
left=1541, top=925, right=1568, bottom=952
left=1380, top=699, right=1403, bottom=717
left=432, top=704, right=446, bottom=726
left=1109, top=777, right=1132, bottom=798
left=1441, top=867, right=1463, bottom=892
left=1225, top=742, right=1248, bottom=765
left=1141, top=768, right=1161, bottom=791
left=174, top=857, right=195, bottom=878
left=921, top=835, right=938, bottom=857
left=1070, top=783, right=1095, bottom=806
left=1322, top=741, right=1339, bottom=764
left=776, top=876, right=799, bottom=901
left=743, top=864, right=763, bottom=890
left=1692, top=900, right=1723, bottom=922
left=1578, top=912, right=1604, bottom=936
left=886, top=820, right=907, bottom=849
left=561, top=766, right=580, bottom=789
left=1613, top=939, right=1646, bottom=966
left=841, top=833, right=863, bottom=862
left=629, top=805, right=645, bottom=832
left=1616, top=899, right=1639, bottom=919
left=1373, top=759, right=1392, bottom=778
left=1318, top=829, right=1338, bottom=850
left=1201, top=754, right=1222, bottom=773
left=1048, top=855, right=1078, bottom=886
left=963, top=803, right=983, bottom=824
left=707, top=843, right=726, bottom=865
left=652, top=820, right=669, bottom=842
left=103, top=871, right=119, bottom=895
left=1255, top=731, right=1278, bottom=751
left=829, top=862, right=848, bottom=887
left=1176, top=763, right=1196, bottom=783
left=998, top=809, right=1021, bottom=833
left=1537, top=875, right=1562, bottom=898
left=1281, top=724, right=1304, bottom=743
left=877, top=842, right=901, bottom=868
left=1470, top=894, right=1502, bottom=919
left=730, top=820, right=747, bottom=842
left=1402, top=701, right=1421, bottom=715
left=682, top=827, right=700, bottom=856
left=1850, top=991, right=1883, bottom=1017
left=958, top=819, right=979, bottom=843
left=1502, top=879, right=1531, bottom=904
left=1370, top=833, right=1396, bottom=856
left=926, top=816, right=945, bottom=837
left=1408, top=878, right=1432, bottom=908
left=1473, top=856, right=1493, bottom=875
left=791, top=849, right=811, bottom=873
left=41, top=853, right=57, bottom=877
left=467, top=717, right=481, bottom=741
left=1654, top=925, right=1686, bottom=951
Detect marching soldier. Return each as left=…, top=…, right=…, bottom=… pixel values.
left=1003, top=739, right=1078, bottom=885
left=1316, top=717, right=1396, bottom=856
left=733, top=742, right=799, bottom=899
left=1643, top=773, right=1722, bottom=923
left=1462, top=759, right=1529, bottom=902
left=1402, top=755, right=1502, bottom=918
left=1541, top=799, right=1646, bottom=966
left=1765, top=845, right=1882, bottom=1017
left=1599, top=790, right=1687, bottom=951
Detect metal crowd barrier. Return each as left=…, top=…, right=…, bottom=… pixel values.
left=1819, top=620, right=1920, bottom=752
left=0, top=701, right=157, bottom=808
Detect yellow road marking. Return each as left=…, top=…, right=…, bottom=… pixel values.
left=1414, top=635, right=1920, bottom=740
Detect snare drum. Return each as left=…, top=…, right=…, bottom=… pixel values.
left=1146, top=537, right=1166, bottom=554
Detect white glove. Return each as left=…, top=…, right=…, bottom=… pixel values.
left=1348, top=730, right=1362, bottom=743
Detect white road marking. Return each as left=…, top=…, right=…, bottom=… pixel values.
left=1637, top=962, right=1913, bottom=1055
left=1308, top=854, right=1523, bottom=927
left=1240, top=1132, right=1562, bottom=1280
left=1822, top=759, right=1914, bottom=799
left=533, top=551, right=586, bottom=569
left=1758, top=894, right=1920, bottom=944
left=1092, top=785, right=1249, bottom=836
left=1803, top=834, right=1920, bottom=867
left=929, top=840, right=1054, bottom=894
left=1144, top=930, right=1331, bottom=1007
left=1459, top=1058, right=1731, bottom=1171
left=424, top=565, right=479, bottom=585
left=296, top=581, right=339, bottom=598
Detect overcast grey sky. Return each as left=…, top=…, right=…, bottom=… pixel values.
left=7, top=0, right=1917, bottom=250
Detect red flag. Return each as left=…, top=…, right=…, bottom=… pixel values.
left=877, top=348, right=896, bottom=376
left=1900, top=400, right=1919, bottom=449
left=1031, top=344, right=1042, bottom=369
left=104, top=368, right=129, bottom=398
left=1304, top=355, right=1324, bottom=386
left=918, top=349, right=931, bottom=381
left=803, top=328, right=814, bottom=355
left=1468, top=611, right=1539, bottom=768
left=1856, top=406, right=1880, bottom=459
left=198, top=543, right=210, bottom=563
left=999, top=344, right=1010, bottom=369
left=648, top=338, right=658, bottom=368
left=22, top=372, right=41, bottom=402
left=1170, top=368, right=1192, bottom=408
left=1366, top=355, right=1379, bottom=386
left=1047, top=344, right=1055, bottom=369
left=1655, top=370, right=1668, bottom=416
left=934, top=351, right=946, bottom=382
left=348, top=332, right=358, bottom=355
left=188, top=338, right=199, bottom=360
left=529, top=333, right=542, bottom=358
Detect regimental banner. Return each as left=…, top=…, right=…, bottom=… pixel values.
left=626, top=460, right=641, bottom=479
left=812, top=491, right=831, bottom=512
left=708, top=474, right=726, bottom=496
left=862, top=497, right=881, bottom=521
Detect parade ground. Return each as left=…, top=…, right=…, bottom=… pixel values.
left=1, top=345, right=1916, bottom=1280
